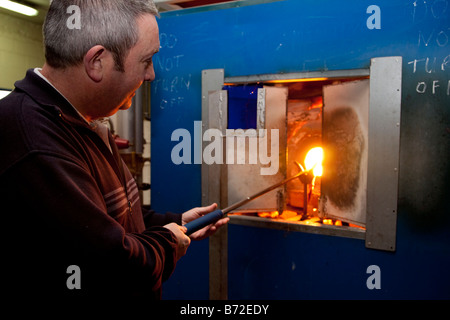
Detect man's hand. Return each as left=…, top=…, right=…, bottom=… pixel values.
left=163, top=223, right=191, bottom=261
left=181, top=203, right=230, bottom=241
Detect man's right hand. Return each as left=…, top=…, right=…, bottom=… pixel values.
left=163, top=223, right=191, bottom=261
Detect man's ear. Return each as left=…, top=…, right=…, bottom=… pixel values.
left=84, top=45, right=107, bottom=82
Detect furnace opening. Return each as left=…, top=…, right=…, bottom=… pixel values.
left=224, top=74, right=369, bottom=233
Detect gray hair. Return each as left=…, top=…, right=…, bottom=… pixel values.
left=43, top=0, right=159, bottom=72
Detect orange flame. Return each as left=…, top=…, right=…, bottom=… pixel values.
left=305, top=147, right=323, bottom=177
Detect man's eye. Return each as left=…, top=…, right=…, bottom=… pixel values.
left=144, top=59, right=153, bottom=67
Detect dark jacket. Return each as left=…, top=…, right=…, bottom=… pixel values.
left=0, top=69, right=181, bottom=299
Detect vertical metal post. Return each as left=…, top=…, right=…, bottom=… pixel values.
left=201, top=69, right=228, bottom=299
left=366, top=57, right=402, bottom=252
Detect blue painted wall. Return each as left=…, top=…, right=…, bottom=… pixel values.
left=151, top=0, right=450, bottom=299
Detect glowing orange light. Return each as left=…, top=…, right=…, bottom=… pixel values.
left=258, top=211, right=279, bottom=218
left=304, top=147, right=323, bottom=177
left=309, top=96, right=323, bottom=110
left=264, top=77, right=329, bottom=84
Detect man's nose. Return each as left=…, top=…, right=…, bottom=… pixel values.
left=145, top=66, right=155, bottom=82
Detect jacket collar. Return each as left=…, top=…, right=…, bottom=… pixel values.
left=14, top=69, right=91, bottom=129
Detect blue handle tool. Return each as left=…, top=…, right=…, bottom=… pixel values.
left=185, top=209, right=224, bottom=235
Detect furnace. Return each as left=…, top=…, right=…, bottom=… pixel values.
left=212, top=75, right=370, bottom=231
left=202, top=57, right=402, bottom=252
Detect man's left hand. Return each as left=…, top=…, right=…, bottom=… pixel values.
left=181, top=203, right=229, bottom=240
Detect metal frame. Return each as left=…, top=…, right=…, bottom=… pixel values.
left=203, top=68, right=372, bottom=236
left=224, top=69, right=370, bottom=84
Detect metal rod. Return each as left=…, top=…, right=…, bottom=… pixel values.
left=222, top=170, right=308, bottom=214
left=303, top=183, right=308, bottom=215
left=185, top=168, right=313, bottom=235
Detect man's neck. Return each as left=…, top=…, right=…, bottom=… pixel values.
left=40, top=64, right=95, bottom=122
left=34, top=67, right=90, bottom=124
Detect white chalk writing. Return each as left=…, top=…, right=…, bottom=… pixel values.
left=409, top=1, right=449, bottom=97
left=153, top=33, right=191, bottom=109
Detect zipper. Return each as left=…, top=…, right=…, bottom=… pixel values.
left=127, top=199, right=133, bottom=215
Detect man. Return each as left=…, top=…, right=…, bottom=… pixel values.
left=0, top=0, right=228, bottom=299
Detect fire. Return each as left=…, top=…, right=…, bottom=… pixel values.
left=322, top=218, right=343, bottom=226
left=258, top=211, right=279, bottom=218
left=304, top=147, right=323, bottom=177
left=257, top=210, right=299, bottom=220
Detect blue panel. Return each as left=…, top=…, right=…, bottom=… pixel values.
left=151, top=0, right=450, bottom=299
left=228, top=216, right=450, bottom=299
left=224, top=85, right=262, bottom=129
left=162, top=240, right=210, bottom=299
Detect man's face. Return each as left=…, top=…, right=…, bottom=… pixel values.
left=103, top=14, right=160, bottom=115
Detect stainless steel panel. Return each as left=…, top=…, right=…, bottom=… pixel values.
left=321, top=79, right=370, bottom=226
left=226, top=86, right=288, bottom=212
left=365, top=57, right=402, bottom=252
left=201, top=69, right=225, bottom=207
left=206, top=90, right=227, bottom=205
left=256, top=88, right=266, bottom=132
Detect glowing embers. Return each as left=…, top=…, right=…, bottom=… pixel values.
left=230, top=210, right=365, bottom=229
left=257, top=210, right=297, bottom=220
